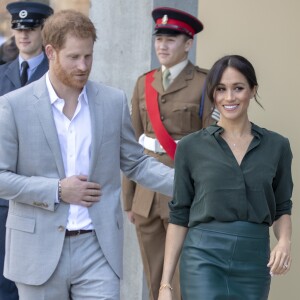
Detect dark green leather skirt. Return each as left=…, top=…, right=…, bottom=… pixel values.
left=180, top=221, right=271, bottom=300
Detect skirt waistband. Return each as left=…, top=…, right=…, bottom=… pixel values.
left=193, top=221, right=269, bottom=238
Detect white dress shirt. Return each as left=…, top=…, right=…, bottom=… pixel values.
left=46, top=73, right=93, bottom=230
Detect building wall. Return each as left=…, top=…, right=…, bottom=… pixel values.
left=49, top=0, right=89, bottom=16
left=197, top=1, right=299, bottom=299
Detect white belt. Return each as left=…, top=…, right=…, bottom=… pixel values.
left=138, top=134, right=179, bottom=154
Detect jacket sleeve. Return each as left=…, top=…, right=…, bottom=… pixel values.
left=122, top=76, right=144, bottom=211
left=120, top=86, right=174, bottom=198
left=0, top=95, right=58, bottom=211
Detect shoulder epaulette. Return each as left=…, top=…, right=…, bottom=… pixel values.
left=195, top=66, right=209, bottom=75
left=142, top=67, right=160, bottom=77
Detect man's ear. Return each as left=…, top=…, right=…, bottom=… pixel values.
left=184, top=38, right=193, bottom=52
left=45, top=44, right=55, bottom=60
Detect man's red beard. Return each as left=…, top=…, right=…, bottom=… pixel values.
left=53, top=56, right=90, bottom=90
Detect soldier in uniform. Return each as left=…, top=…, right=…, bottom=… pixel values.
left=0, top=1, right=53, bottom=96
left=122, top=7, right=219, bottom=300
left=0, top=2, right=53, bottom=299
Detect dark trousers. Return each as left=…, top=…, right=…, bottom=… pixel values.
left=0, top=203, right=19, bottom=300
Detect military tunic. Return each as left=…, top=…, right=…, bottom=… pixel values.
left=122, top=61, right=215, bottom=218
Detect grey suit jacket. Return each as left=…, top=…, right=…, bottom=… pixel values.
left=0, top=54, right=49, bottom=209
left=0, top=75, right=174, bottom=285
left=0, top=54, right=49, bottom=97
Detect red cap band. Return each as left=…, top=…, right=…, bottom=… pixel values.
left=156, top=17, right=195, bottom=37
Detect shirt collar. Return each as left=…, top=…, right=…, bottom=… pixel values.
left=206, top=122, right=264, bottom=137
left=45, top=72, right=88, bottom=105
left=162, top=59, right=188, bottom=80
left=19, top=52, right=44, bottom=70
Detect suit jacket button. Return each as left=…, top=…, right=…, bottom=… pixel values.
left=58, top=226, right=65, bottom=232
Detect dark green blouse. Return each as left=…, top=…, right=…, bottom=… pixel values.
left=169, top=123, right=293, bottom=227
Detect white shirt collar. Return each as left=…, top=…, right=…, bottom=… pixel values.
left=45, top=72, right=88, bottom=105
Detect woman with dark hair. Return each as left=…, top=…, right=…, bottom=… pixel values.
left=158, top=55, right=293, bottom=300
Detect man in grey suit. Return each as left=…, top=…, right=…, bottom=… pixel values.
left=0, top=9, right=174, bottom=300
left=0, top=2, right=53, bottom=300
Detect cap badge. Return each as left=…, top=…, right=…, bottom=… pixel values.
left=162, top=14, right=168, bottom=24
left=19, top=10, right=28, bottom=19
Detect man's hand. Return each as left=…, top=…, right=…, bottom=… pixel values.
left=60, top=175, right=101, bottom=207
left=126, top=210, right=135, bottom=224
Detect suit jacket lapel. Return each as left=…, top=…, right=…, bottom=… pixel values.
left=31, top=79, right=104, bottom=180
left=28, top=55, right=49, bottom=84
left=32, top=76, right=65, bottom=179
left=5, top=58, right=21, bottom=90
left=86, top=81, right=104, bottom=178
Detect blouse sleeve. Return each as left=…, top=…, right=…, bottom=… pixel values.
left=169, top=140, right=194, bottom=227
left=273, top=137, right=293, bottom=220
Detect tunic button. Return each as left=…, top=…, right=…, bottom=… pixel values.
left=160, top=116, right=164, bottom=121
left=58, top=226, right=65, bottom=232
left=161, top=98, right=166, bottom=103
left=183, top=106, right=188, bottom=111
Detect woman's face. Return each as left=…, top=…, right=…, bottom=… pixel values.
left=214, top=67, right=256, bottom=122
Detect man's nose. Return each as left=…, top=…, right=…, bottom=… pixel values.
left=77, top=58, right=89, bottom=71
